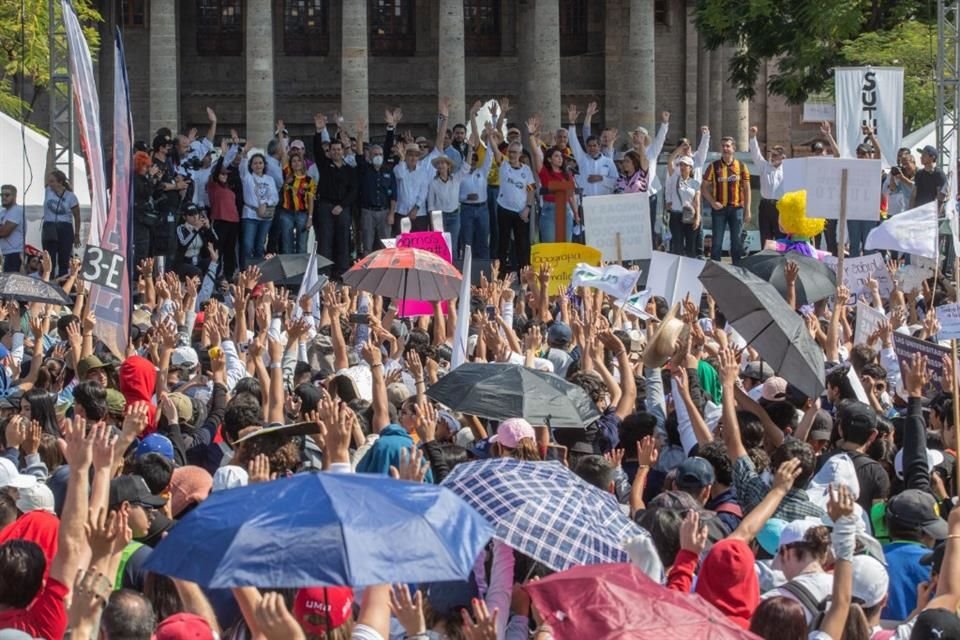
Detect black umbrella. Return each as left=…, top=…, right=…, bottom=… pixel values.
left=252, top=253, right=333, bottom=287
left=740, top=250, right=837, bottom=306
left=699, top=261, right=825, bottom=399
left=426, top=363, right=600, bottom=429
left=0, top=273, right=71, bottom=306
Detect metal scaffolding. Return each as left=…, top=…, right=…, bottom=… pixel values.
left=46, top=0, right=74, bottom=186
left=938, top=0, right=960, bottom=171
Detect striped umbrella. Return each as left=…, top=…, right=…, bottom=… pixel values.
left=342, top=247, right=462, bottom=301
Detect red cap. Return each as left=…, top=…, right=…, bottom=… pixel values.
left=152, top=613, right=216, bottom=640
left=293, top=586, right=354, bottom=635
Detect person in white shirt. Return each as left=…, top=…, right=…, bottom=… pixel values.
left=460, top=122, right=498, bottom=260
left=566, top=104, right=619, bottom=197
left=393, top=101, right=445, bottom=234
left=497, top=130, right=536, bottom=273
left=665, top=156, right=701, bottom=257
left=749, top=125, right=786, bottom=248
left=238, top=149, right=280, bottom=266
left=0, top=186, right=24, bottom=272
left=629, top=112, right=670, bottom=244
left=42, top=169, right=81, bottom=278
left=427, top=153, right=471, bottom=259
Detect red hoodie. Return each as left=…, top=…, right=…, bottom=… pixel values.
left=119, top=355, right=158, bottom=433
left=693, top=538, right=760, bottom=629
left=0, top=510, right=59, bottom=578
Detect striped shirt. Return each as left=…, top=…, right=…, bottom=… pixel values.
left=281, top=173, right=316, bottom=212
left=704, top=158, right=750, bottom=208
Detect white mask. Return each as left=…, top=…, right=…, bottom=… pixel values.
left=372, top=155, right=384, bottom=168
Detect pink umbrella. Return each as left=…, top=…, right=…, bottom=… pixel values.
left=523, top=563, right=761, bottom=640
left=341, top=247, right=462, bottom=301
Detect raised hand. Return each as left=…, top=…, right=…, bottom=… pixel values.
left=461, top=598, right=498, bottom=640
left=679, top=510, right=708, bottom=554
left=248, top=454, right=274, bottom=484
left=389, top=584, right=426, bottom=636
left=902, top=352, right=930, bottom=398
left=637, top=436, right=659, bottom=468
left=567, top=103, right=581, bottom=124
left=772, top=458, right=802, bottom=493
left=389, top=445, right=429, bottom=482
left=254, top=592, right=306, bottom=640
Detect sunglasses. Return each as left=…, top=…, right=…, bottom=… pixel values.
left=0, top=193, right=12, bottom=197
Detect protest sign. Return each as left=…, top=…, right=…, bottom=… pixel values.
left=582, top=193, right=652, bottom=261
left=782, top=158, right=882, bottom=221
left=822, top=253, right=893, bottom=297
left=937, top=303, right=960, bottom=340
left=571, top=264, right=641, bottom=301
left=645, top=251, right=705, bottom=306
left=892, top=332, right=950, bottom=393
left=835, top=67, right=903, bottom=169
left=854, top=301, right=887, bottom=346
left=396, top=231, right=452, bottom=317
left=531, top=243, right=603, bottom=296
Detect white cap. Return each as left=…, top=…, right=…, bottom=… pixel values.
left=212, top=465, right=249, bottom=491
left=778, top=518, right=823, bottom=548
left=678, top=155, right=694, bottom=167
left=171, top=346, right=199, bottom=369
left=894, top=448, right=944, bottom=479
left=0, top=458, right=39, bottom=490
left=15, top=483, right=55, bottom=514
left=852, top=555, right=889, bottom=608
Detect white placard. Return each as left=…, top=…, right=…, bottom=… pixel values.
left=571, top=263, right=641, bottom=301
left=822, top=253, right=893, bottom=297
left=582, top=193, right=652, bottom=261
left=400, top=216, right=412, bottom=234
left=430, top=210, right=444, bottom=232
left=381, top=238, right=397, bottom=249
left=645, top=251, right=705, bottom=307
left=782, top=157, right=882, bottom=221
left=855, top=301, right=887, bottom=346
left=937, top=303, right=960, bottom=340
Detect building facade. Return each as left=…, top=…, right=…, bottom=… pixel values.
left=94, top=0, right=822, bottom=155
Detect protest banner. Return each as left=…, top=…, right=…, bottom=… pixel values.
left=892, top=332, right=950, bottom=393
left=835, top=67, right=903, bottom=169
left=571, top=264, right=641, bottom=301
left=855, top=301, right=887, bottom=346
left=396, top=231, right=452, bottom=317
left=822, top=253, right=893, bottom=297
left=937, top=303, right=960, bottom=341
left=782, top=158, right=882, bottom=221
left=582, top=193, right=652, bottom=261
left=645, top=251, right=705, bottom=306
left=531, top=243, right=603, bottom=296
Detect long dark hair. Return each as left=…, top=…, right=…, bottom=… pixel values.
left=23, top=389, right=60, bottom=437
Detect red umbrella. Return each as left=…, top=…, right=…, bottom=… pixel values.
left=342, top=248, right=462, bottom=301
left=523, top=563, right=761, bottom=640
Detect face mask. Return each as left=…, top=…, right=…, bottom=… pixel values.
left=372, top=155, right=384, bottom=168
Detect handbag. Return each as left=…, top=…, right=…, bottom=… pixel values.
left=257, top=205, right=276, bottom=220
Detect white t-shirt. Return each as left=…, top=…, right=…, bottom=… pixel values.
left=0, top=204, right=24, bottom=256
left=665, top=174, right=700, bottom=212
left=763, top=571, right=834, bottom=626
left=43, top=187, right=78, bottom=224
left=497, top=163, right=535, bottom=213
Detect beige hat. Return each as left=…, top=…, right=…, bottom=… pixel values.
left=431, top=154, right=456, bottom=170
left=642, top=303, right=688, bottom=368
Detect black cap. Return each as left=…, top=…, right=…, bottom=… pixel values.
left=109, top=475, right=166, bottom=510
left=809, top=409, right=834, bottom=441
left=911, top=608, right=960, bottom=639
left=886, top=489, right=948, bottom=540
left=675, top=456, right=716, bottom=490
left=152, top=133, right=172, bottom=151
left=838, top=401, right=877, bottom=433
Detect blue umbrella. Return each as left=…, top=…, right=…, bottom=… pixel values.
left=143, top=471, right=493, bottom=588
left=442, top=458, right=660, bottom=575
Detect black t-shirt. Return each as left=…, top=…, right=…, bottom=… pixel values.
left=819, top=449, right=890, bottom=514
left=914, top=168, right=946, bottom=206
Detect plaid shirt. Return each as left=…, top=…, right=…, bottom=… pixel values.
left=733, top=456, right=826, bottom=523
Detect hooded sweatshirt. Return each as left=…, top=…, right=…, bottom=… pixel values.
left=119, top=355, right=157, bottom=433
left=0, top=510, right=59, bottom=578
left=694, top=538, right=760, bottom=629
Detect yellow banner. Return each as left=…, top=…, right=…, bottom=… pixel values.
left=530, top=243, right=603, bottom=296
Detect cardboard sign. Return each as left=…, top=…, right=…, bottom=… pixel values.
left=531, top=243, right=603, bottom=296
left=822, top=253, right=893, bottom=297
left=782, top=157, right=882, bottom=221
left=892, top=331, right=950, bottom=394
left=396, top=231, right=452, bottom=317
left=571, top=263, right=641, bottom=301
left=582, top=193, right=652, bottom=261
left=937, top=303, right=960, bottom=341
left=854, top=301, right=887, bottom=346
left=645, top=251, right=705, bottom=306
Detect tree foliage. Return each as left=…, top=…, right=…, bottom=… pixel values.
left=695, top=0, right=934, bottom=105
left=0, top=0, right=101, bottom=119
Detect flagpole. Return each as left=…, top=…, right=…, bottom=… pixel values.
left=836, top=170, right=848, bottom=275
left=955, top=256, right=960, bottom=499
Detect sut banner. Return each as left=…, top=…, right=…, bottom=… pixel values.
left=834, top=67, right=903, bottom=169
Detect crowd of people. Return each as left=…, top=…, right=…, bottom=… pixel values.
left=0, top=93, right=959, bottom=640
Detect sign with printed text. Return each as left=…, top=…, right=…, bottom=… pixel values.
left=782, top=158, right=882, bottom=221
left=531, top=243, right=603, bottom=296
left=937, top=303, right=960, bottom=341
left=835, top=67, right=903, bottom=169
left=571, top=263, right=641, bottom=301
left=582, top=193, right=652, bottom=261
left=395, top=231, right=452, bottom=317
left=892, top=332, right=950, bottom=394
left=822, top=253, right=893, bottom=297
left=854, top=301, right=887, bottom=346
left=646, top=251, right=705, bottom=307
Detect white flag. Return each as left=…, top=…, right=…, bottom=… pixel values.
left=864, top=201, right=939, bottom=259
left=571, top=263, right=641, bottom=300
left=451, top=245, right=472, bottom=370
left=294, top=249, right=323, bottom=321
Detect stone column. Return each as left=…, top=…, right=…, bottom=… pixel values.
left=709, top=46, right=724, bottom=147
left=722, top=46, right=750, bottom=151
left=684, top=5, right=699, bottom=137
left=626, top=0, right=656, bottom=132
left=341, top=0, right=369, bottom=131
left=149, top=0, right=178, bottom=135
left=522, top=0, right=561, bottom=131
left=604, top=0, right=628, bottom=132
left=245, top=0, right=275, bottom=146
left=697, top=46, right=710, bottom=138
left=438, top=0, right=465, bottom=124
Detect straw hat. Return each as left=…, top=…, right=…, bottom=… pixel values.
left=431, top=154, right=456, bottom=170
left=642, top=303, right=688, bottom=368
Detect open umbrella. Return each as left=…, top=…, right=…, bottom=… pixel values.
left=426, top=362, right=600, bottom=428
left=143, top=471, right=492, bottom=588
left=523, top=563, right=759, bottom=640
left=442, top=458, right=660, bottom=576
left=740, top=250, right=836, bottom=306
left=342, top=247, right=461, bottom=301
left=699, top=261, right=825, bottom=399
left=0, top=273, right=71, bottom=306
left=254, top=253, right=332, bottom=286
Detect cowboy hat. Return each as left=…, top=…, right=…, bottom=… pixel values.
left=642, top=303, right=687, bottom=368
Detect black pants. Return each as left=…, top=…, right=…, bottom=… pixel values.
left=497, top=206, right=530, bottom=273
left=822, top=219, right=838, bottom=256
left=133, top=220, right=152, bottom=269
left=758, top=198, right=780, bottom=248
left=668, top=212, right=697, bottom=257
left=213, top=220, right=239, bottom=281
left=316, top=202, right=353, bottom=277
left=3, top=254, right=21, bottom=273
left=41, top=221, right=74, bottom=278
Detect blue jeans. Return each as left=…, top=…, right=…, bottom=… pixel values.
left=240, top=218, right=271, bottom=266
left=847, top=220, right=878, bottom=257
left=442, top=209, right=461, bottom=260
left=487, top=185, right=500, bottom=257
left=460, top=202, right=490, bottom=259
left=710, top=206, right=744, bottom=264
left=539, top=201, right=573, bottom=243
left=277, top=209, right=309, bottom=254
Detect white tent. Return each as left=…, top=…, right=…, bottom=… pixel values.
left=1, top=109, right=91, bottom=249
left=901, top=120, right=936, bottom=156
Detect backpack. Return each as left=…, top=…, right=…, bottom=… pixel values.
left=781, top=579, right=829, bottom=630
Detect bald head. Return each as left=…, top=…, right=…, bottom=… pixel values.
left=101, top=589, right=157, bottom=640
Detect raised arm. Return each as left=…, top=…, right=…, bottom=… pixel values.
left=527, top=116, right=544, bottom=174
left=821, top=121, right=841, bottom=158
left=436, top=96, right=450, bottom=153
left=729, top=458, right=801, bottom=543
left=647, top=112, right=670, bottom=162
left=693, top=125, right=710, bottom=169
left=566, top=104, right=587, bottom=164
left=718, top=347, right=748, bottom=460
left=748, top=126, right=768, bottom=173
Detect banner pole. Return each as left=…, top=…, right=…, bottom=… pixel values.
left=836, top=169, right=849, bottom=275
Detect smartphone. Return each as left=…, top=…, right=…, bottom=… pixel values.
left=485, top=305, right=496, bottom=321
left=349, top=313, right=370, bottom=324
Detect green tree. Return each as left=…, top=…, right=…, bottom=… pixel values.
left=0, top=0, right=101, bottom=119
left=841, top=21, right=936, bottom=132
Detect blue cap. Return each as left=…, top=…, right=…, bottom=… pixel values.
left=547, top=322, right=572, bottom=347
left=675, top=456, right=716, bottom=490
left=757, top=518, right=788, bottom=556
left=919, top=144, right=939, bottom=160
left=135, top=434, right=175, bottom=461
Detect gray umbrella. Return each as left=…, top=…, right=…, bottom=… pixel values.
left=699, top=261, right=825, bottom=399
left=253, top=253, right=333, bottom=287
left=0, top=273, right=71, bottom=306
left=740, top=250, right=837, bottom=306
